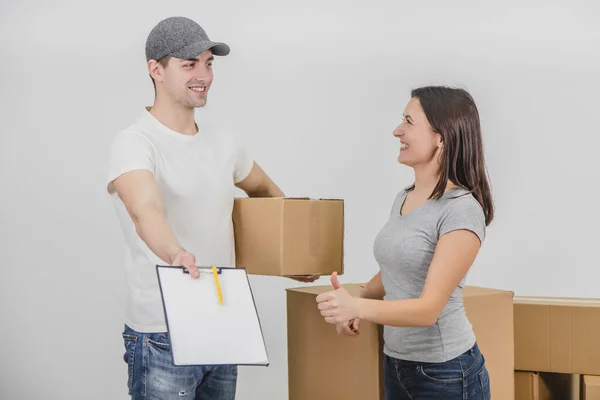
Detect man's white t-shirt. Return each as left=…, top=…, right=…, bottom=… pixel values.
left=106, top=108, right=254, bottom=333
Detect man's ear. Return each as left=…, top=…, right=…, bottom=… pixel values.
left=148, top=60, right=163, bottom=83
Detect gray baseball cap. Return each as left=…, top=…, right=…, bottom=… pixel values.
left=145, top=16, right=230, bottom=61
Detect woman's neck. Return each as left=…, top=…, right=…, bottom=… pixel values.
left=412, top=165, right=456, bottom=195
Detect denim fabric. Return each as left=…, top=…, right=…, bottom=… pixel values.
left=122, top=325, right=237, bottom=400
left=384, top=342, right=490, bottom=399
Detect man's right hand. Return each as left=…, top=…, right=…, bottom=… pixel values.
left=171, top=250, right=200, bottom=279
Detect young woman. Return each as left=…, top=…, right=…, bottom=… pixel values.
left=317, top=86, right=494, bottom=399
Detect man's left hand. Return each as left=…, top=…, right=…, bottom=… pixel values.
left=288, top=275, right=320, bottom=283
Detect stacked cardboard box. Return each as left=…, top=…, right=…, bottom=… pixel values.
left=286, top=288, right=600, bottom=399
left=513, top=296, right=600, bottom=399
left=515, top=371, right=579, bottom=400
left=286, top=284, right=514, bottom=400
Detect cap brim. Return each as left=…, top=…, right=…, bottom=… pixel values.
left=170, top=41, right=230, bottom=59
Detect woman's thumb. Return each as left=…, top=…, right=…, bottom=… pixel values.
left=331, top=272, right=341, bottom=289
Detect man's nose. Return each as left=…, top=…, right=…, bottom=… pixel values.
left=194, top=66, right=212, bottom=81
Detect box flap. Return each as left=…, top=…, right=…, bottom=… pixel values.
left=515, top=371, right=536, bottom=400
left=283, top=197, right=342, bottom=201
left=515, top=296, right=600, bottom=307
left=287, top=284, right=511, bottom=298
left=286, top=283, right=363, bottom=296
left=584, top=374, right=600, bottom=400
left=584, top=375, right=600, bottom=386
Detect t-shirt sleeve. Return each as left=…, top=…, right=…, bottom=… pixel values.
left=438, top=196, right=486, bottom=243
left=231, top=136, right=254, bottom=184
left=106, top=131, right=155, bottom=193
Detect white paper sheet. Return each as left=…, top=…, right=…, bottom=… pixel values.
left=156, top=266, right=269, bottom=366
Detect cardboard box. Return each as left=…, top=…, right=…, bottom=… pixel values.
left=463, top=286, right=515, bottom=399
left=514, top=296, right=600, bottom=375
left=584, top=375, right=600, bottom=400
left=232, top=197, right=344, bottom=277
left=515, top=371, right=551, bottom=400
left=515, top=371, right=580, bottom=400
left=286, top=284, right=514, bottom=400
left=287, top=284, right=382, bottom=400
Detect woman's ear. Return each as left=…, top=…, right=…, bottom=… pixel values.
left=436, top=134, right=444, bottom=149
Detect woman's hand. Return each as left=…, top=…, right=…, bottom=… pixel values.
left=316, top=272, right=362, bottom=325
left=336, top=318, right=360, bottom=337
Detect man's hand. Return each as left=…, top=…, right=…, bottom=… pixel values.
left=171, top=249, right=200, bottom=279
left=288, top=275, right=320, bottom=283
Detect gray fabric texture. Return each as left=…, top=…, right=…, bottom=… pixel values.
left=373, top=187, right=486, bottom=363
left=145, top=16, right=230, bottom=61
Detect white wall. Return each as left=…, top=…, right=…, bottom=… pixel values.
left=1, top=1, right=599, bottom=399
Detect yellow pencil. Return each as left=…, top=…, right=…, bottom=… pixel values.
left=212, top=265, right=224, bottom=305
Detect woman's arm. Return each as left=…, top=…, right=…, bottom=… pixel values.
left=317, top=229, right=481, bottom=327
left=359, top=271, right=385, bottom=300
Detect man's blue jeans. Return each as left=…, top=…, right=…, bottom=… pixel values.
left=122, top=325, right=237, bottom=400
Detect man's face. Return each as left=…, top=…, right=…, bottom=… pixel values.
left=154, top=49, right=214, bottom=109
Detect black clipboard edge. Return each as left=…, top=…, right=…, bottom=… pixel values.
left=155, top=265, right=270, bottom=367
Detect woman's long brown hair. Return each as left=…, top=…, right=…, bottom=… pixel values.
left=408, top=86, right=494, bottom=226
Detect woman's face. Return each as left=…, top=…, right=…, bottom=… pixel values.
left=393, top=97, right=443, bottom=168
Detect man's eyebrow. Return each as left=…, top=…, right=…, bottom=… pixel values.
left=181, top=55, right=214, bottom=63
left=185, top=56, right=214, bottom=61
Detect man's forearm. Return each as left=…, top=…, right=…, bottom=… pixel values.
left=246, top=181, right=284, bottom=198
left=133, top=206, right=184, bottom=264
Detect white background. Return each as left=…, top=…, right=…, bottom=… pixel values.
left=1, top=1, right=599, bottom=399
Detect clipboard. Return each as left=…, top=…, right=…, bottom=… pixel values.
left=156, top=265, right=269, bottom=367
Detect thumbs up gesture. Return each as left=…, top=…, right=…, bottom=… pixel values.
left=316, top=272, right=361, bottom=328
